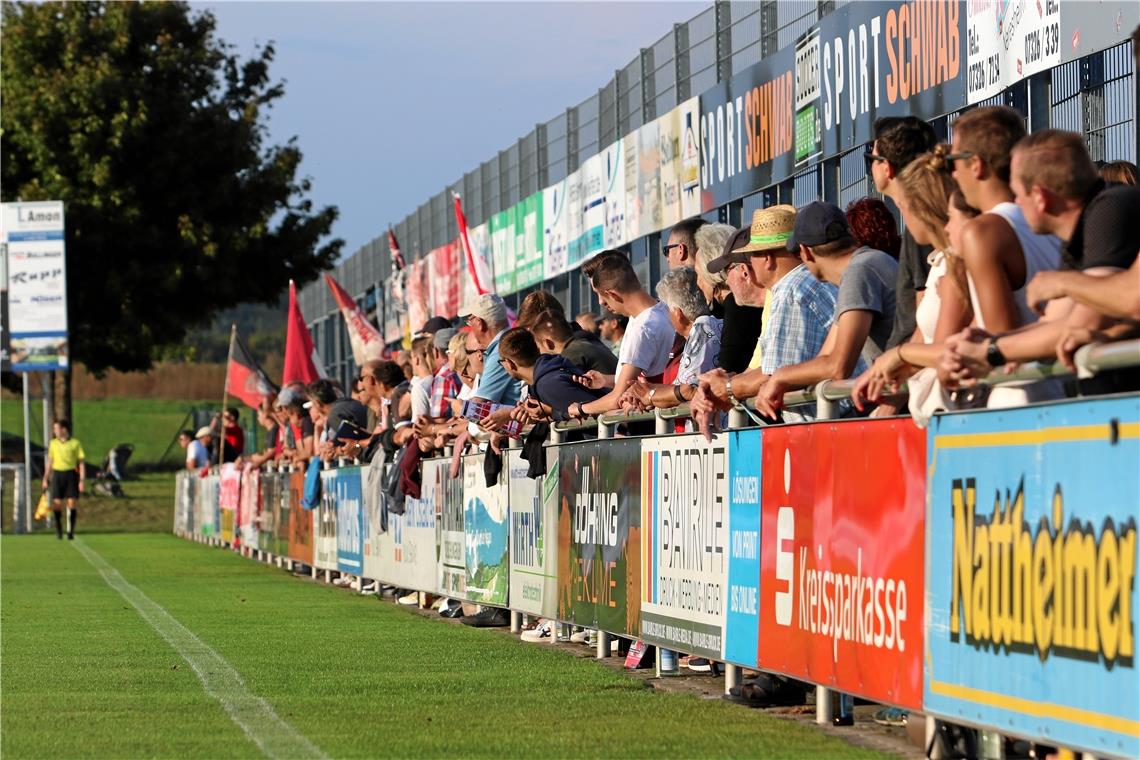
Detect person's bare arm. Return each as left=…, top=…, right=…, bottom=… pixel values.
left=959, top=217, right=1025, bottom=332
left=578, top=364, right=643, bottom=416
left=43, top=449, right=53, bottom=487
left=1027, top=261, right=1140, bottom=322
left=78, top=459, right=86, bottom=493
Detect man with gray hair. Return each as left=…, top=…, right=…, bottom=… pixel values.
left=621, top=267, right=722, bottom=410
left=462, top=294, right=520, bottom=406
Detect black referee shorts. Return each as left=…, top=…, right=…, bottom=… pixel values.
left=49, top=470, right=80, bottom=500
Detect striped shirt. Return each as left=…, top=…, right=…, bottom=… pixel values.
left=429, top=362, right=461, bottom=418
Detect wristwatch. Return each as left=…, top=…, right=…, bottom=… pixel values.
left=726, top=378, right=740, bottom=407
left=985, top=338, right=1007, bottom=368
left=647, top=387, right=657, bottom=403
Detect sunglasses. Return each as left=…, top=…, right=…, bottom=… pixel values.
left=662, top=242, right=684, bottom=257
left=944, top=150, right=976, bottom=163
left=466, top=347, right=484, bottom=357
left=863, top=144, right=890, bottom=173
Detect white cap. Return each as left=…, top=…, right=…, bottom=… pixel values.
left=460, top=293, right=508, bottom=326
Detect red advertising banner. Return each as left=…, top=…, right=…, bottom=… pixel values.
left=429, top=240, right=462, bottom=319
left=288, top=471, right=313, bottom=565
left=758, top=419, right=926, bottom=710
left=406, top=258, right=431, bottom=335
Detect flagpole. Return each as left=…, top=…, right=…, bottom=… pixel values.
left=219, top=323, right=235, bottom=470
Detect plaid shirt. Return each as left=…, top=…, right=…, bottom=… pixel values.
left=761, top=264, right=867, bottom=376
left=429, top=362, right=461, bottom=419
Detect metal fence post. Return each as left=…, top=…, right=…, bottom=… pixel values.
left=813, top=380, right=838, bottom=724
left=596, top=416, right=612, bottom=658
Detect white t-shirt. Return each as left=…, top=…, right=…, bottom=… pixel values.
left=410, top=374, right=432, bottom=422
left=616, top=301, right=675, bottom=380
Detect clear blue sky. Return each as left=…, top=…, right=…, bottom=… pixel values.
left=198, top=1, right=707, bottom=257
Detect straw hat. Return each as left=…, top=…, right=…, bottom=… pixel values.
left=735, top=204, right=797, bottom=253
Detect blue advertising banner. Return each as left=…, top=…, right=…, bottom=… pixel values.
left=463, top=455, right=510, bottom=606
left=335, top=466, right=364, bottom=574
left=925, top=397, right=1140, bottom=759
left=725, top=429, right=761, bottom=669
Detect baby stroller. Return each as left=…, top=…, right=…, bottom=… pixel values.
left=90, top=443, right=133, bottom=497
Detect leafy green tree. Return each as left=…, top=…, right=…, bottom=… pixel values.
left=1, top=1, right=341, bottom=376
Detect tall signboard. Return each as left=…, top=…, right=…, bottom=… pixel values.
left=1, top=201, right=68, bottom=371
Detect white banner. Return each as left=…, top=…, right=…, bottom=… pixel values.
left=967, top=0, right=1061, bottom=104
left=542, top=179, right=570, bottom=280
left=639, top=434, right=730, bottom=660
left=508, top=449, right=560, bottom=619
left=659, top=107, right=683, bottom=229
left=602, top=140, right=627, bottom=249
left=1, top=201, right=67, bottom=371
left=679, top=97, right=702, bottom=219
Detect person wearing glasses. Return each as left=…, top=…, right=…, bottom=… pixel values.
left=460, top=294, right=522, bottom=433
left=866, top=116, right=937, bottom=350
left=662, top=216, right=709, bottom=271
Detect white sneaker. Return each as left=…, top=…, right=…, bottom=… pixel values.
left=398, top=592, right=419, bottom=605
left=360, top=581, right=378, bottom=595
left=569, top=629, right=591, bottom=644
left=332, top=575, right=353, bottom=587
left=521, top=619, right=554, bottom=642
left=349, top=578, right=362, bottom=591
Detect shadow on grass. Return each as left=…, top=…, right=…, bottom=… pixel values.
left=2, top=470, right=177, bottom=535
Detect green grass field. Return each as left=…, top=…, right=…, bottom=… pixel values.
left=1, top=533, right=891, bottom=759
left=1, top=398, right=225, bottom=467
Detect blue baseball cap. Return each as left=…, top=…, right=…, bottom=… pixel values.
left=786, top=201, right=851, bottom=251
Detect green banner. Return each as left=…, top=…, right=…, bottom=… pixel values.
left=490, top=210, right=515, bottom=295
left=557, top=439, right=641, bottom=636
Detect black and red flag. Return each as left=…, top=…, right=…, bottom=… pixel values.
left=224, top=325, right=279, bottom=410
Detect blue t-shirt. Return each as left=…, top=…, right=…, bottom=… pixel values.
left=474, top=330, right=522, bottom=405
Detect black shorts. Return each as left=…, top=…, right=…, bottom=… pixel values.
left=50, top=470, right=79, bottom=500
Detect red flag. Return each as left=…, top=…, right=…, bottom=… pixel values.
left=226, top=328, right=278, bottom=410
left=454, top=192, right=492, bottom=296
left=283, top=280, right=323, bottom=385
left=325, top=274, right=385, bottom=365
left=387, top=227, right=406, bottom=271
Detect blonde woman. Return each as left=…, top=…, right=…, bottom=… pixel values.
left=851, top=146, right=978, bottom=412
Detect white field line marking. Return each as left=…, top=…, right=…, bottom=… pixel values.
left=72, top=539, right=328, bottom=760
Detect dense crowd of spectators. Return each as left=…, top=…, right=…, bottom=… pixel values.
left=211, top=105, right=1139, bottom=692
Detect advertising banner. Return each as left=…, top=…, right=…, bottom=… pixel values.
left=490, top=209, right=516, bottom=295
left=198, top=474, right=220, bottom=537
left=576, top=155, right=606, bottom=268
left=461, top=222, right=493, bottom=311
left=383, top=296, right=403, bottom=345
left=175, top=471, right=197, bottom=535
left=335, top=466, right=364, bottom=574
left=565, top=170, right=583, bottom=274
left=405, top=258, right=431, bottom=336
left=678, top=97, right=702, bottom=219
left=0, top=201, right=68, bottom=371
left=542, top=180, right=570, bottom=280
left=637, top=119, right=663, bottom=237
left=287, top=471, right=312, bottom=565
left=622, top=131, right=641, bottom=243
left=238, top=467, right=260, bottom=551
left=429, top=241, right=461, bottom=319
left=514, top=192, right=545, bottom=290
left=273, top=469, right=291, bottom=558
left=658, top=106, right=683, bottom=229
left=812, top=0, right=967, bottom=158
left=699, top=45, right=795, bottom=212
left=925, top=398, right=1140, bottom=758
left=725, top=429, right=762, bottom=669
left=557, top=439, right=642, bottom=636
left=438, top=457, right=467, bottom=598
left=386, top=464, right=440, bottom=592
left=463, top=454, right=510, bottom=606
left=1062, top=2, right=1139, bottom=63
left=315, top=469, right=338, bottom=571
left=219, top=463, right=241, bottom=544
left=602, top=140, right=626, bottom=249
left=639, top=435, right=729, bottom=660
left=508, top=449, right=560, bottom=619
left=966, top=0, right=1060, bottom=104
left=759, top=419, right=926, bottom=710
left=258, top=472, right=280, bottom=550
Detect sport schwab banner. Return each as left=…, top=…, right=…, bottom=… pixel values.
left=640, top=435, right=729, bottom=661
left=335, top=467, right=364, bottom=574
left=463, top=454, right=510, bottom=606
left=508, top=449, right=560, bottom=619
left=315, top=469, right=338, bottom=571
left=557, top=439, right=641, bottom=636
left=925, top=397, right=1139, bottom=758
left=725, top=430, right=762, bottom=669
left=287, top=470, right=312, bottom=565
left=759, top=419, right=926, bottom=710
